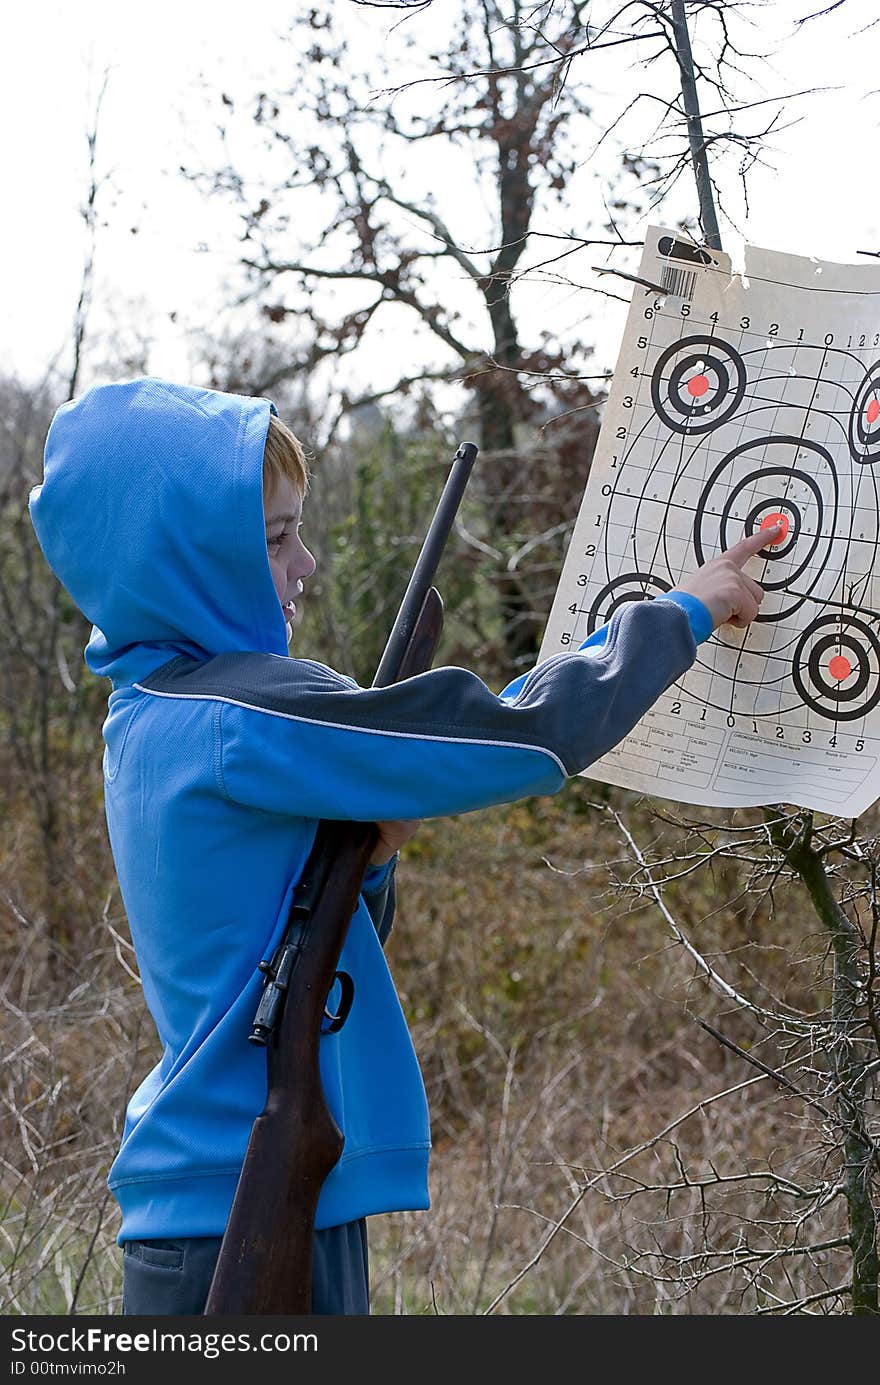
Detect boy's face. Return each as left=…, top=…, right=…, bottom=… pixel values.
left=263, top=474, right=317, bottom=645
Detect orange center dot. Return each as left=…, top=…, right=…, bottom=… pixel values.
left=828, top=654, right=853, bottom=682
left=759, top=512, right=790, bottom=543
left=867, top=397, right=880, bottom=425
left=687, top=374, right=710, bottom=398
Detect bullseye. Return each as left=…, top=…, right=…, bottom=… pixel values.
left=759, top=512, right=790, bottom=544
left=793, top=615, right=880, bottom=721
left=652, top=336, right=746, bottom=434
left=695, top=438, right=835, bottom=622
left=687, top=374, right=711, bottom=398
left=828, top=654, right=853, bottom=682
left=867, top=398, right=880, bottom=426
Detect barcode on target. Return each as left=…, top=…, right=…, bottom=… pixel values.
left=660, top=265, right=697, bottom=300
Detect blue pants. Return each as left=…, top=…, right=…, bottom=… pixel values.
left=121, top=1218, right=369, bottom=1315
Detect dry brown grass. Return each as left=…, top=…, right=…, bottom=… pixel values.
left=368, top=792, right=858, bottom=1314
left=2, top=770, right=861, bottom=1314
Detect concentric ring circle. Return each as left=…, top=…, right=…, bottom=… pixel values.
left=691, top=437, right=837, bottom=621
left=743, top=498, right=801, bottom=562
left=848, top=361, right=880, bottom=465
left=650, top=335, right=746, bottom=435
left=791, top=614, right=880, bottom=722
left=587, top=573, right=672, bottom=635
left=716, top=467, right=822, bottom=592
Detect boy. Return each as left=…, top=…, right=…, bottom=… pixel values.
left=28, top=377, right=776, bottom=1315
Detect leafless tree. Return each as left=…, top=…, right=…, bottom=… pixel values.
left=182, top=1, right=666, bottom=667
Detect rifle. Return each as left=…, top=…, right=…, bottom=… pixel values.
left=204, top=440, right=479, bottom=1315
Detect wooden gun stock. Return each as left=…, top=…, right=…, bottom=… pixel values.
left=204, top=588, right=445, bottom=1315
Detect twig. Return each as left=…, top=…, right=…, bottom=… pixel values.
left=755, top=1282, right=851, bottom=1314
left=608, top=808, right=771, bottom=1019
left=484, top=1067, right=770, bottom=1313
left=590, top=264, right=669, bottom=296
left=697, top=1018, right=834, bottom=1120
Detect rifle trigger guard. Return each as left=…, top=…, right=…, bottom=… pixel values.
left=322, top=970, right=354, bottom=1034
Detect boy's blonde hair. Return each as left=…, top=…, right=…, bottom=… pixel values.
left=262, top=413, right=311, bottom=501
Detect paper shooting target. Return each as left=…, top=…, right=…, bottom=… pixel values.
left=791, top=615, right=880, bottom=721
left=650, top=335, right=747, bottom=434
left=538, top=226, right=880, bottom=816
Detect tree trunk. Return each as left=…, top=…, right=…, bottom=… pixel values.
left=768, top=809, right=879, bottom=1315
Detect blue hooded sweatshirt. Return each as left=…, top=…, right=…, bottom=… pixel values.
left=27, top=376, right=710, bottom=1244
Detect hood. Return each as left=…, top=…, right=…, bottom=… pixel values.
left=28, top=376, right=289, bottom=690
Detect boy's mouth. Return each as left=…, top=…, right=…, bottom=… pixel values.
left=282, top=601, right=296, bottom=621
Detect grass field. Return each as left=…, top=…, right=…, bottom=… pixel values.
left=2, top=780, right=861, bottom=1314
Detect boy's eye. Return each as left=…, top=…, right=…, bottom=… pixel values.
left=268, top=522, right=302, bottom=551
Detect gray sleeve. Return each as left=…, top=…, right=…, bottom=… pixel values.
left=361, top=855, right=398, bottom=948
left=202, top=596, right=698, bottom=824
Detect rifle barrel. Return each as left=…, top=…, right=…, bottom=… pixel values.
left=372, top=441, right=477, bottom=690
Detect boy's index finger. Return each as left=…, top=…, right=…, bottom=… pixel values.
left=721, top=523, right=784, bottom=569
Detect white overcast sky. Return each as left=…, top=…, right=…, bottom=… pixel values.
left=3, top=0, right=879, bottom=397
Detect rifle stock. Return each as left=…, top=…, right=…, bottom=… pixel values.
left=203, top=825, right=380, bottom=1314
left=205, top=444, right=475, bottom=1315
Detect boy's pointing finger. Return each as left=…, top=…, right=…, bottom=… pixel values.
left=722, top=522, right=784, bottom=569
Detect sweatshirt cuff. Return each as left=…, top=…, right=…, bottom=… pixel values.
left=362, top=852, right=398, bottom=893
left=656, top=591, right=713, bottom=645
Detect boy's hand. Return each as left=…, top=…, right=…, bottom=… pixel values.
left=370, top=818, right=422, bottom=867
left=676, top=522, right=783, bottom=630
